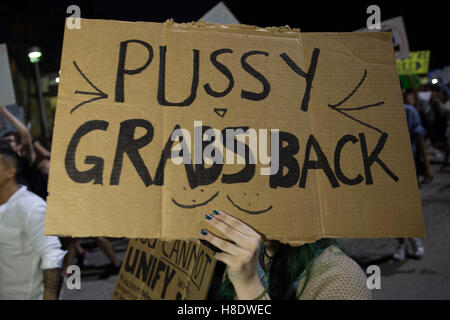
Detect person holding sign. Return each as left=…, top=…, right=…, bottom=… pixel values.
left=200, top=210, right=371, bottom=300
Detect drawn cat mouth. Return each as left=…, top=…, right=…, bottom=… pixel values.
left=171, top=191, right=219, bottom=209
left=226, top=195, right=272, bottom=215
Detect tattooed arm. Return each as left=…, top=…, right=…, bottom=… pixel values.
left=25, top=202, right=67, bottom=300
left=43, top=268, right=61, bottom=300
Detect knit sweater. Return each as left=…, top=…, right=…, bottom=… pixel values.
left=296, top=245, right=372, bottom=300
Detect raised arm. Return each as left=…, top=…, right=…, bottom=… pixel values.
left=33, top=140, right=51, bottom=159
left=0, top=106, right=36, bottom=164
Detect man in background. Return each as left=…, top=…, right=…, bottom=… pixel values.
left=0, top=147, right=65, bottom=299
left=393, top=93, right=434, bottom=261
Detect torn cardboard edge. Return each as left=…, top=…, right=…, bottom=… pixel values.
left=46, top=231, right=425, bottom=246
left=74, top=17, right=300, bottom=37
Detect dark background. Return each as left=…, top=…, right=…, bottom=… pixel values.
left=0, top=0, right=447, bottom=77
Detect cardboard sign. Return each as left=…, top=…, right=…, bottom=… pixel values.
left=45, top=19, right=424, bottom=243
left=355, top=16, right=410, bottom=60
left=112, top=239, right=216, bottom=300
left=0, top=44, right=16, bottom=107
left=396, top=50, right=431, bottom=75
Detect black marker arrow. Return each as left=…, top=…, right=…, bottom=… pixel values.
left=214, top=108, right=227, bottom=118
left=71, top=61, right=108, bottom=114
left=327, top=69, right=384, bottom=134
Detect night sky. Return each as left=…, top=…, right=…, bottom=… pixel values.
left=0, top=0, right=447, bottom=77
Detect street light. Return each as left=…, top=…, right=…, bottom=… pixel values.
left=28, top=47, right=42, bottom=63
left=27, top=46, right=49, bottom=139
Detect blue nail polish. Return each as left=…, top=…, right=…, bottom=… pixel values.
left=200, top=229, right=208, bottom=236
left=205, top=213, right=212, bottom=220
left=213, top=210, right=220, bottom=215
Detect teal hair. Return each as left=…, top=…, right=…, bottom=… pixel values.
left=215, top=238, right=338, bottom=300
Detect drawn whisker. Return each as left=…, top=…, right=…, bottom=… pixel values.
left=328, top=69, right=367, bottom=108
left=336, top=101, right=384, bottom=111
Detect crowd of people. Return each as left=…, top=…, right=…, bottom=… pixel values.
left=393, top=82, right=450, bottom=261
left=0, top=78, right=449, bottom=300
left=409, top=86, right=449, bottom=170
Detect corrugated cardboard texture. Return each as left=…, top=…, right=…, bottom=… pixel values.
left=45, top=19, right=424, bottom=243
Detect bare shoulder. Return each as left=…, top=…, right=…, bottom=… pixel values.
left=297, top=245, right=372, bottom=300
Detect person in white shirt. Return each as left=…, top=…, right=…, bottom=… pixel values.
left=0, top=147, right=66, bottom=300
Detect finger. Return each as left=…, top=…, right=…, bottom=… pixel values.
left=213, top=252, right=237, bottom=268
left=204, top=213, right=250, bottom=247
left=200, top=228, right=248, bottom=256
left=211, top=209, right=260, bottom=237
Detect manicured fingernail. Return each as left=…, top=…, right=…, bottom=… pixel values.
left=200, top=229, right=208, bottom=236
left=213, top=210, right=220, bottom=215
left=205, top=213, right=213, bottom=220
